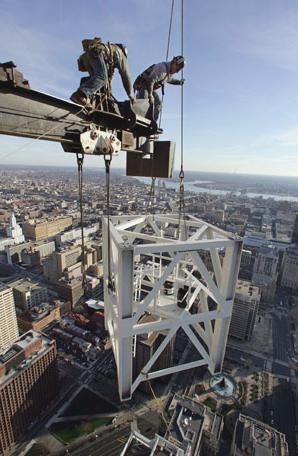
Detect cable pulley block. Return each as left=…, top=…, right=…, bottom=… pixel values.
left=80, top=128, right=121, bottom=156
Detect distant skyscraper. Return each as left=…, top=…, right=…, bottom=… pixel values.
left=6, top=213, right=25, bottom=245
left=229, top=280, right=260, bottom=341
left=0, top=283, right=19, bottom=354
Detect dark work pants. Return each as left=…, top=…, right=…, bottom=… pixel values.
left=79, top=53, right=108, bottom=98
left=136, top=88, right=161, bottom=122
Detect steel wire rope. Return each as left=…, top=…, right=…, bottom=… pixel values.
left=76, top=152, right=87, bottom=292
left=146, top=375, right=171, bottom=435
left=145, top=0, right=175, bottom=217
left=144, top=0, right=184, bottom=427
left=0, top=102, right=87, bottom=292
left=145, top=176, right=156, bottom=215
left=159, top=0, right=175, bottom=130
left=104, top=154, right=113, bottom=290
left=177, top=0, right=187, bottom=240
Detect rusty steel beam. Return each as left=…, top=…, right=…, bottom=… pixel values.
left=0, top=62, right=159, bottom=153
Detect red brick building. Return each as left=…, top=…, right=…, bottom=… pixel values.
left=0, top=331, right=59, bottom=455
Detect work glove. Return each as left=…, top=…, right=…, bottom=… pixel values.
left=148, top=94, right=154, bottom=105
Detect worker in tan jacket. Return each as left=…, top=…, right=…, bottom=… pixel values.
left=71, top=37, right=133, bottom=107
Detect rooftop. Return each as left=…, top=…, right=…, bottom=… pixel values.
left=235, top=414, right=289, bottom=456
left=235, top=280, right=261, bottom=299
left=85, top=299, right=104, bottom=311
left=0, top=282, right=10, bottom=293
left=0, top=330, right=55, bottom=386
left=8, top=278, right=45, bottom=293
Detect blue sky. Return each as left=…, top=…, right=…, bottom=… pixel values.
left=1, top=0, right=298, bottom=176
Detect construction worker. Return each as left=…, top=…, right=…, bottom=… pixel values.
left=70, top=37, right=134, bottom=107
left=133, top=56, right=185, bottom=121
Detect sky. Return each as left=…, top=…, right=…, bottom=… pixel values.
left=1, top=0, right=298, bottom=176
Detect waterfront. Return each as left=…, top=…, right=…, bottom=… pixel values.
left=136, top=177, right=298, bottom=203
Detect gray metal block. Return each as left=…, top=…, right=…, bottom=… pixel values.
left=126, top=141, right=175, bottom=178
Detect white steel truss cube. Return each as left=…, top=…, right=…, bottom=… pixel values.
left=103, top=214, right=242, bottom=401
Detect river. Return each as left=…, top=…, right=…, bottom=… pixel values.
left=135, top=178, right=298, bottom=203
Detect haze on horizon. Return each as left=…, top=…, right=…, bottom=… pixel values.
left=1, top=0, right=298, bottom=177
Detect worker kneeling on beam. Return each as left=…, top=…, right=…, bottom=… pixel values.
left=70, top=37, right=134, bottom=107
left=133, top=56, right=185, bottom=122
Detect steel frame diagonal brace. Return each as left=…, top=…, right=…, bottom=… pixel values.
left=103, top=214, right=242, bottom=401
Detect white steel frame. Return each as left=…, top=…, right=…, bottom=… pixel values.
left=103, top=214, right=242, bottom=401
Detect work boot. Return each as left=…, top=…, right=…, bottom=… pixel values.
left=70, top=90, right=90, bottom=107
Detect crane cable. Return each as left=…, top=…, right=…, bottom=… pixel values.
left=76, top=152, right=87, bottom=291
left=159, top=0, right=175, bottom=129
left=104, top=154, right=113, bottom=290
left=145, top=176, right=156, bottom=215
left=145, top=374, right=171, bottom=435
left=178, top=0, right=187, bottom=240
left=0, top=101, right=89, bottom=291
left=146, top=0, right=175, bottom=217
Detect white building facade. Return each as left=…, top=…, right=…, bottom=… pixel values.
left=0, top=283, right=19, bottom=353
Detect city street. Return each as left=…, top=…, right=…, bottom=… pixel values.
left=69, top=427, right=130, bottom=456
left=272, top=314, right=290, bottom=362
left=225, top=346, right=266, bottom=371
left=271, top=381, right=297, bottom=456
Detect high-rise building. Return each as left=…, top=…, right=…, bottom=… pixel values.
left=281, top=246, right=298, bottom=291
left=56, top=278, right=83, bottom=306
left=239, top=248, right=253, bottom=281
left=0, top=283, right=19, bottom=354
left=133, top=314, right=175, bottom=393
left=8, top=278, right=48, bottom=310
left=43, top=244, right=82, bottom=282
left=0, top=331, right=59, bottom=456
left=231, top=414, right=288, bottom=455
left=44, top=243, right=97, bottom=283
left=122, top=395, right=223, bottom=456
left=229, top=280, right=260, bottom=341
left=252, top=246, right=279, bottom=302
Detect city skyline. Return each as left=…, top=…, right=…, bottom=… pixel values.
left=1, top=1, right=298, bottom=176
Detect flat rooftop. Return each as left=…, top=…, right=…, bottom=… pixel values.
left=85, top=299, right=104, bottom=311
left=235, top=414, right=288, bottom=455
left=8, top=278, right=45, bottom=293
left=0, top=330, right=55, bottom=386
left=236, top=280, right=260, bottom=299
